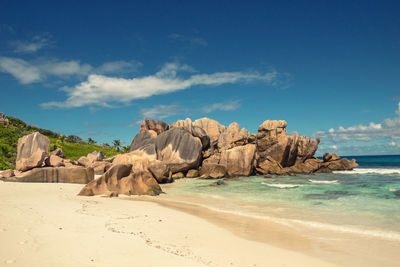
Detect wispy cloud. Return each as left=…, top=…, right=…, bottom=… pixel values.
left=0, top=56, right=138, bottom=84
left=11, top=34, right=52, bottom=53
left=140, top=104, right=181, bottom=120
left=200, top=100, right=241, bottom=113
left=169, top=33, right=208, bottom=47
left=93, top=60, right=142, bottom=75
left=41, top=62, right=279, bottom=109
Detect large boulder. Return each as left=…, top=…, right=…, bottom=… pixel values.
left=147, top=161, right=172, bottom=183
left=140, top=119, right=170, bottom=135
left=45, top=155, right=65, bottom=167
left=219, top=144, right=256, bottom=176
left=217, top=122, right=252, bottom=151
left=186, top=169, right=199, bottom=178
left=14, top=167, right=94, bottom=184
left=256, top=120, right=319, bottom=168
left=255, top=156, right=283, bottom=175
left=172, top=118, right=210, bottom=149
left=87, top=151, right=105, bottom=162
left=129, top=130, right=157, bottom=153
left=16, top=132, right=50, bottom=172
left=155, top=127, right=203, bottom=173
left=199, top=163, right=227, bottom=179
left=323, top=158, right=358, bottom=171
left=193, top=117, right=226, bottom=147
left=78, top=164, right=162, bottom=196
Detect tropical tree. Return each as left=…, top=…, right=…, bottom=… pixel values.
left=88, top=137, right=96, bottom=144
left=112, top=139, right=121, bottom=152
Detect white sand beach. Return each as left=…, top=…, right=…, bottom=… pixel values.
left=0, top=181, right=399, bottom=267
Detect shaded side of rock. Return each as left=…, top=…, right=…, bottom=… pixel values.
left=16, top=167, right=94, bottom=184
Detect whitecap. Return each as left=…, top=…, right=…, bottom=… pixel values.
left=308, top=179, right=339, bottom=184
left=261, top=183, right=301, bottom=188
left=334, top=168, right=400, bottom=175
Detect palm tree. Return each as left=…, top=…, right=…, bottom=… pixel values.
left=112, top=139, right=121, bottom=152
left=88, top=138, right=95, bottom=144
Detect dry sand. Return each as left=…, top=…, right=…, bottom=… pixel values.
left=1, top=181, right=399, bottom=267
left=0, top=181, right=336, bottom=267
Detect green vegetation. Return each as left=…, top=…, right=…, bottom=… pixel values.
left=0, top=115, right=122, bottom=170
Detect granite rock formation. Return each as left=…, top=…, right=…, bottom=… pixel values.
left=78, top=164, right=162, bottom=196
left=16, top=132, right=50, bottom=172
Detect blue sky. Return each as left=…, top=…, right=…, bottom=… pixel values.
left=0, top=0, right=399, bottom=155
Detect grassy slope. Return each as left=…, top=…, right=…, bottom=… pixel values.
left=0, top=116, right=120, bottom=170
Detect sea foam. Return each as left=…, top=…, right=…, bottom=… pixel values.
left=308, top=179, right=339, bottom=184
left=334, top=168, right=400, bottom=174
left=261, top=183, right=301, bottom=188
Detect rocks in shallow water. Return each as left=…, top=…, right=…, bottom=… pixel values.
left=219, top=144, right=256, bottom=176
left=210, top=180, right=227, bottom=186
left=323, top=158, right=358, bottom=171
left=78, top=164, right=162, bottom=196
left=15, top=167, right=94, bottom=184
left=199, top=163, right=227, bottom=179
left=16, top=132, right=50, bottom=172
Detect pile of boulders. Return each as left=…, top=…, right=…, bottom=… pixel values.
left=1, top=117, right=359, bottom=198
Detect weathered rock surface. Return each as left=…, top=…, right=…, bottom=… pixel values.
left=172, top=118, right=210, bottom=149
left=87, top=151, right=105, bottom=162
left=155, top=127, right=203, bottom=173
left=217, top=122, right=252, bottom=151
left=45, top=155, right=65, bottom=167
left=78, top=164, right=162, bottom=196
left=256, top=156, right=283, bottom=174
left=16, top=132, right=50, bottom=172
left=186, top=169, right=199, bottom=178
left=172, top=172, right=185, bottom=179
left=323, top=158, right=358, bottom=171
left=256, top=120, right=320, bottom=174
left=148, top=161, right=171, bottom=183
left=193, top=117, right=226, bottom=147
left=50, top=148, right=65, bottom=158
left=0, top=169, right=14, bottom=179
left=129, top=130, right=157, bottom=153
left=140, top=119, right=170, bottom=135
left=14, top=167, right=94, bottom=184
left=199, top=163, right=227, bottom=179
left=219, top=144, right=256, bottom=176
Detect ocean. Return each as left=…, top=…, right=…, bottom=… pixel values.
left=162, top=155, right=400, bottom=242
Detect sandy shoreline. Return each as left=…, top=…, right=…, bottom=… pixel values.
left=0, top=181, right=399, bottom=266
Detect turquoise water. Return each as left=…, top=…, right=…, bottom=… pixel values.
left=164, top=155, right=400, bottom=238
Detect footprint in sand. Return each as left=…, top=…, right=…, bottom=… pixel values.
left=4, top=259, right=15, bottom=264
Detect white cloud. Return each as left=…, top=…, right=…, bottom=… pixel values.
left=41, top=62, right=279, bottom=108
left=0, top=57, right=42, bottom=84
left=331, top=145, right=337, bottom=150
left=11, top=34, right=51, bottom=53
left=313, top=102, right=400, bottom=142
left=0, top=56, right=139, bottom=84
left=200, top=100, right=241, bottom=113
left=140, top=105, right=181, bottom=120
left=94, top=60, right=142, bottom=74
